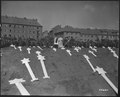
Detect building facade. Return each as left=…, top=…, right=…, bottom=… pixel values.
left=52, top=26, right=119, bottom=42
left=1, top=16, right=42, bottom=40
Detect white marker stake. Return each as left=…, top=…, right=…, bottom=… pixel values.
left=50, top=46, right=53, bottom=48
left=9, top=78, right=30, bottom=95
left=10, top=44, right=14, bottom=48
left=37, top=55, right=50, bottom=79
left=21, top=58, right=38, bottom=82
left=74, top=47, right=79, bottom=52
left=36, top=51, right=41, bottom=56
left=27, top=48, right=31, bottom=54
left=108, top=47, right=118, bottom=59
left=83, top=54, right=96, bottom=72
left=88, top=50, right=97, bottom=57
left=10, top=44, right=17, bottom=49
left=53, top=48, right=57, bottom=52
left=89, top=46, right=97, bottom=52
left=95, top=66, right=118, bottom=94
left=102, top=46, right=105, bottom=48
left=77, top=47, right=81, bottom=50
left=94, top=46, right=97, bottom=49
left=89, top=46, right=92, bottom=49
left=113, top=53, right=118, bottom=59
left=92, top=48, right=97, bottom=52
left=66, top=50, right=72, bottom=56
left=61, top=47, right=65, bottom=50
left=37, top=46, right=43, bottom=50
left=108, top=47, right=111, bottom=50
left=14, top=46, right=17, bottom=49
left=18, top=46, right=22, bottom=51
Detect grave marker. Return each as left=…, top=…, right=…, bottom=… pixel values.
left=95, top=66, right=118, bottom=94
left=37, top=55, right=50, bottom=79
left=21, top=58, right=38, bottom=82
left=9, top=78, right=30, bottom=95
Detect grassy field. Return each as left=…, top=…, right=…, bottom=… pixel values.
left=1, top=46, right=118, bottom=96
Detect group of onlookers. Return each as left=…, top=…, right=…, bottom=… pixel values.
left=0, top=34, right=119, bottom=48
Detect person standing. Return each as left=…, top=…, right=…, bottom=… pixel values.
left=53, top=37, right=64, bottom=48
left=53, top=37, right=58, bottom=48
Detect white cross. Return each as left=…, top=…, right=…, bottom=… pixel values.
left=66, top=49, right=72, bottom=56
left=61, top=47, right=65, bottom=50
left=82, top=46, right=84, bottom=48
left=53, top=48, right=57, bottom=52
left=95, top=66, right=118, bottom=94
left=21, top=58, right=38, bottom=82
left=108, top=47, right=112, bottom=51
left=37, top=55, right=50, bottom=79
left=77, top=46, right=81, bottom=50
left=113, top=53, right=118, bottom=59
left=27, top=48, right=31, bottom=54
left=36, top=51, right=41, bottom=56
left=92, top=48, right=97, bottom=52
left=108, top=47, right=118, bottom=59
left=18, top=46, right=22, bottom=51
left=89, top=46, right=97, bottom=52
left=102, top=46, right=105, bottom=48
left=95, top=66, right=106, bottom=74
left=94, top=46, right=97, bottom=49
left=74, top=47, right=79, bottom=52
left=37, top=46, right=43, bottom=50
left=89, top=46, right=93, bottom=49
left=50, top=46, right=53, bottom=48
left=88, top=50, right=97, bottom=57
left=10, top=44, right=17, bottom=49
left=9, top=78, right=30, bottom=95
left=83, top=54, right=96, bottom=72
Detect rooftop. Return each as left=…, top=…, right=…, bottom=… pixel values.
left=53, top=26, right=119, bottom=35
left=1, top=15, right=42, bottom=27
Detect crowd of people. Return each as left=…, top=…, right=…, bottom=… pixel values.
left=63, top=37, right=119, bottom=48
left=0, top=34, right=119, bottom=48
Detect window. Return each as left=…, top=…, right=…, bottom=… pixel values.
left=11, top=25, right=14, bottom=27
left=9, top=25, right=11, bottom=27
left=9, top=34, right=11, bottom=37
left=5, top=24, right=8, bottom=27
left=15, top=25, right=18, bottom=28
left=10, top=29, right=12, bottom=32
left=19, top=25, right=21, bottom=28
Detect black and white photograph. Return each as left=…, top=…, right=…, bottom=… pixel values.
left=1, top=0, right=119, bottom=96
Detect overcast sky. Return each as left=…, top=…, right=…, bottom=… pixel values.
left=2, top=1, right=119, bottom=31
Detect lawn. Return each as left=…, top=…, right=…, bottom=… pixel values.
left=1, top=46, right=118, bottom=96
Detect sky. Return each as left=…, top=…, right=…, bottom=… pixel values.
left=1, top=1, right=119, bottom=31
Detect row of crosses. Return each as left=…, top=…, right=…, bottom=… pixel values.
left=8, top=46, right=49, bottom=95
left=6, top=43, right=118, bottom=95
